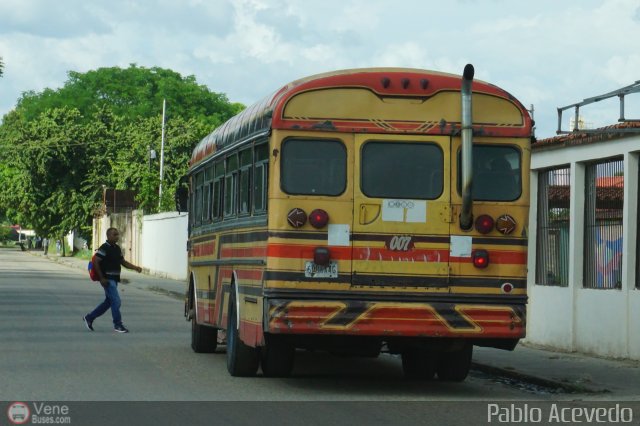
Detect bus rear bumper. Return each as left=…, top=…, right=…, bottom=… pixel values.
left=265, top=298, right=525, bottom=339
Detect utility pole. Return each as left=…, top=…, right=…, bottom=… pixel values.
left=158, top=99, right=166, bottom=210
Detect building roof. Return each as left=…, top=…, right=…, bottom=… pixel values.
left=533, top=121, right=640, bottom=150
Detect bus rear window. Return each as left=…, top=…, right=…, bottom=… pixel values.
left=457, top=145, right=522, bottom=201
left=361, top=142, right=443, bottom=199
left=281, top=139, right=346, bottom=196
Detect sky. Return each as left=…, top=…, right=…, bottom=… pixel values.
left=0, top=0, right=639, bottom=138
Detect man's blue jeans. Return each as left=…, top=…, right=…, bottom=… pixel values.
left=86, top=279, right=122, bottom=327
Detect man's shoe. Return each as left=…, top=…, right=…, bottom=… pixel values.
left=83, top=316, right=94, bottom=331
left=114, top=325, right=129, bottom=333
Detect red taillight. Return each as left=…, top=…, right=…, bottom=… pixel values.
left=309, top=209, right=329, bottom=229
left=475, top=215, right=495, bottom=234
left=314, top=247, right=330, bottom=266
left=501, top=282, right=514, bottom=294
left=472, top=249, right=490, bottom=269
left=287, top=208, right=307, bottom=228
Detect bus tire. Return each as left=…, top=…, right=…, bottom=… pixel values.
left=401, top=349, right=437, bottom=380
left=261, top=335, right=295, bottom=377
left=436, top=343, right=473, bottom=382
left=226, top=289, right=259, bottom=377
left=191, top=318, right=218, bottom=353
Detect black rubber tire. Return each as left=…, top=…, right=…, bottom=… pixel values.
left=261, top=334, right=295, bottom=377
left=436, top=343, right=473, bottom=382
left=401, top=349, right=437, bottom=380
left=191, top=317, right=218, bottom=353
left=226, top=291, right=259, bottom=377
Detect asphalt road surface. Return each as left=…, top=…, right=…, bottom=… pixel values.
left=0, top=247, right=567, bottom=425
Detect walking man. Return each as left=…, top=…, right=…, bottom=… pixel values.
left=83, top=228, right=142, bottom=333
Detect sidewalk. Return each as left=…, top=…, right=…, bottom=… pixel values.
left=27, top=250, right=186, bottom=300
left=473, top=344, right=640, bottom=399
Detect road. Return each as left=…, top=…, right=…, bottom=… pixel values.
left=0, top=247, right=573, bottom=424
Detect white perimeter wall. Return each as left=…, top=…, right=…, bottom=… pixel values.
left=141, top=212, right=188, bottom=281
left=527, top=135, right=640, bottom=360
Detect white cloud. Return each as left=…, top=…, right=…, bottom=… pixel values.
left=1, top=0, right=640, bottom=138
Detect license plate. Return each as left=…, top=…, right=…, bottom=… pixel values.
left=304, top=261, right=338, bottom=278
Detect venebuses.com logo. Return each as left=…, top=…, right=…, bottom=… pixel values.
left=7, top=402, right=30, bottom=425
left=6, top=401, right=72, bottom=424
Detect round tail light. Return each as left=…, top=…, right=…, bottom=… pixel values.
left=472, top=249, right=490, bottom=269
left=309, top=209, right=329, bottom=229
left=475, top=215, right=495, bottom=234
left=501, top=282, right=514, bottom=294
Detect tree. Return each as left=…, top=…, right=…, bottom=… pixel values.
left=110, top=114, right=210, bottom=212
left=0, top=65, right=242, bottom=244
left=14, top=64, right=240, bottom=128
left=0, top=107, right=111, bottom=242
left=0, top=57, right=4, bottom=77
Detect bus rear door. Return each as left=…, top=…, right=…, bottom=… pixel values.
left=352, top=134, right=451, bottom=292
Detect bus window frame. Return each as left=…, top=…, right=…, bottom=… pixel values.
left=238, top=148, right=253, bottom=217
left=194, top=170, right=205, bottom=226
left=203, top=164, right=214, bottom=223
left=359, top=140, right=445, bottom=200
left=280, top=137, right=348, bottom=197
left=212, top=159, right=225, bottom=222
left=253, top=142, right=269, bottom=215
left=224, top=153, right=239, bottom=219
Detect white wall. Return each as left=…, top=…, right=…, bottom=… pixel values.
left=141, top=212, right=188, bottom=281
left=528, top=134, right=640, bottom=360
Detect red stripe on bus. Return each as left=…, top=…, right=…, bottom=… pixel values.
left=192, top=242, right=215, bottom=257
left=219, top=246, right=267, bottom=258
left=267, top=243, right=526, bottom=265
left=267, top=244, right=352, bottom=260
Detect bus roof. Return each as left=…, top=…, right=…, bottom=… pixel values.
left=190, top=68, right=532, bottom=167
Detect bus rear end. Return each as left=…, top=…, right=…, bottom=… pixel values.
left=260, top=66, right=530, bottom=380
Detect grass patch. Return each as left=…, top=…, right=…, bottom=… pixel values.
left=73, top=248, right=92, bottom=260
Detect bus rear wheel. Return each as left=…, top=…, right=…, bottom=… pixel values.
left=436, top=343, right=473, bottom=382
left=191, top=317, right=218, bottom=353
left=226, top=290, right=259, bottom=377
left=401, top=348, right=437, bottom=380
left=261, top=334, right=295, bottom=377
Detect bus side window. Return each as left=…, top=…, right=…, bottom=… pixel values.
left=212, top=160, right=224, bottom=221
left=239, top=149, right=252, bottom=216
left=194, top=171, right=204, bottom=226
left=203, top=164, right=214, bottom=222
left=254, top=144, right=269, bottom=214
left=224, top=153, right=239, bottom=218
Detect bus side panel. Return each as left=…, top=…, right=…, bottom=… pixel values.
left=210, top=228, right=268, bottom=347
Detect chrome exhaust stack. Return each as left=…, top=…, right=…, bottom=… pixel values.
left=459, top=64, right=475, bottom=231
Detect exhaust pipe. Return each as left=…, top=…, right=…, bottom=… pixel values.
left=459, top=64, right=475, bottom=230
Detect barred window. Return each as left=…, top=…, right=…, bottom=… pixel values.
left=535, top=167, right=570, bottom=286
left=584, top=157, right=624, bottom=289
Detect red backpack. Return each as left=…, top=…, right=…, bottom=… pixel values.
left=88, top=254, right=100, bottom=282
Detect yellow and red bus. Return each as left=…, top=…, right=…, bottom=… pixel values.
left=183, top=65, right=532, bottom=380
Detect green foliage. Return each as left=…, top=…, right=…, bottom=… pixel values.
left=0, top=65, right=242, bottom=239
left=0, top=226, right=13, bottom=242
left=15, top=64, right=237, bottom=128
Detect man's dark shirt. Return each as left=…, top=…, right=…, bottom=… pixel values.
left=96, top=241, right=124, bottom=282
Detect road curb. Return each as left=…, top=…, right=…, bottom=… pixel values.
left=471, top=362, right=609, bottom=394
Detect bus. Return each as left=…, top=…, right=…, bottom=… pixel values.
left=181, top=64, right=532, bottom=381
